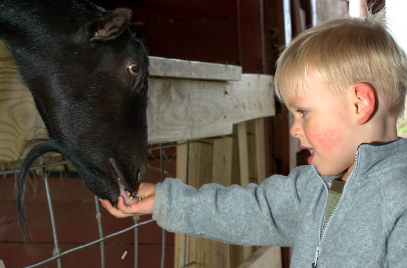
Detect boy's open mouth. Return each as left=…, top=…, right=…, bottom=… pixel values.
left=301, top=146, right=314, bottom=164
left=301, top=146, right=313, bottom=154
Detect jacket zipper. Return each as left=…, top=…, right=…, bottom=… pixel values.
left=312, top=151, right=359, bottom=268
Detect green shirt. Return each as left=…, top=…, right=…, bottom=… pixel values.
left=325, top=178, right=345, bottom=224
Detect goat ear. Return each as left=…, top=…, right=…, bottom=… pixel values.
left=83, top=8, right=132, bottom=43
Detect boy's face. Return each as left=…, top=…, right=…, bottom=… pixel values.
left=281, top=72, right=359, bottom=177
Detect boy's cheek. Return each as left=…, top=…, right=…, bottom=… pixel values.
left=307, top=126, right=342, bottom=153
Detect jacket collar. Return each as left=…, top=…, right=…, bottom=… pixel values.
left=316, top=138, right=405, bottom=187
left=352, top=137, right=405, bottom=179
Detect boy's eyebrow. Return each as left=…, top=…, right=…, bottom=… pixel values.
left=286, top=97, right=306, bottom=108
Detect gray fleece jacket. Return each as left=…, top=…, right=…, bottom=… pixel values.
left=152, top=138, right=407, bottom=268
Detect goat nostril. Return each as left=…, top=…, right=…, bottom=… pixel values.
left=137, top=164, right=146, bottom=181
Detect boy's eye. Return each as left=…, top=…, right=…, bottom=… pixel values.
left=298, top=110, right=307, bottom=116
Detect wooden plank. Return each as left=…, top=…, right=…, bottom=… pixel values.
left=254, top=118, right=266, bottom=183
left=175, top=141, right=213, bottom=268
left=187, top=141, right=212, bottom=268
left=229, top=74, right=275, bottom=125
left=236, top=122, right=253, bottom=263
left=230, top=128, right=243, bottom=268
left=210, top=137, right=233, bottom=268
left=211, top=137, right=233, bottom=186
left=244, top=118, right=268, bottom=260
left=149, top=56, right=241, bottom=81
left=237, top=122, right=249, bottom=188
left=175, top=141, right=188, bottom=268
left=140, top=77, right=233, bottom=144
left=247, top=120, right=257, bottom=184
left=237, top=246, right=282, bottom=268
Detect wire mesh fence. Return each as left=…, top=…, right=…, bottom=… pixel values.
left=0, top=141, right=194, bottom=268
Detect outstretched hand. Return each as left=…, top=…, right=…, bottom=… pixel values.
left=99, top=183, right=156, bottom=218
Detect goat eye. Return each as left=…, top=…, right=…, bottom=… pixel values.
left=127, top=64, right=141, bottom=76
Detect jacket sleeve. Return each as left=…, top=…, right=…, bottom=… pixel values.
left=152, top=167, right=313, bottom=246
left=386, top=212, right=407, bottom=268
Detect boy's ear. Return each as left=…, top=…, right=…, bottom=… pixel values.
left=352, top=83, right=376, bottom=125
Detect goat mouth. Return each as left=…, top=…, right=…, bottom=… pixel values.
left=108, top=158, right=139, bottom=205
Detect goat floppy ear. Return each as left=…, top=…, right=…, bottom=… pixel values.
left=83, top=8, right=132, bottom=43
left=352, top=83, right=376, bottom=125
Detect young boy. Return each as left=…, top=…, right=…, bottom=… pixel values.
left=101, top=10, right=407, bottom=267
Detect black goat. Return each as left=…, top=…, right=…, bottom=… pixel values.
left=0, top=0, right=149, bottom=249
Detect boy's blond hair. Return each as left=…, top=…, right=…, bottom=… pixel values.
left=275, top=10, right=407, bottom=116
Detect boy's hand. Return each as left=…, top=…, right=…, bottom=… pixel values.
left=99, top=183, right=156, bottom=218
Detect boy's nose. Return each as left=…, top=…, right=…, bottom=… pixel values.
left=290, top=120, right=303, bottom=138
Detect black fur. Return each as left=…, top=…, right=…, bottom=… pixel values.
left=0, top=0, right=149, bottom=251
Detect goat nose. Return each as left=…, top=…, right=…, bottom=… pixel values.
left=137, top=163, right=146, bottom=181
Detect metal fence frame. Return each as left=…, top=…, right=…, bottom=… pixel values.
left=0, top=141, right=195, bottom=268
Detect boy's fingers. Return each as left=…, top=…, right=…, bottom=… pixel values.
left=117, top=194, right=155, bottom=215
left=99, top=194, right=154, bottom=217
left=99, top=198, right=132, bottom=218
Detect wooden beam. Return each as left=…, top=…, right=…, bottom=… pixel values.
left=210, top=137, right=233, bottom=268
left=175, top=141, right=213, bottom=268
left=254, top=118, right=266, bottom=183
left=175, top=141, right=188, bottom=268
left=229, top=74, right=275, bottom=125
left=149, top=56, right=241, bottom=81
left=212, top=138, right=233, bottom=186
left=237, top=122, right=249, bottom=188
left=147, top=77, right=232, bottom=144
left=237, top=246, right=282, bottom=268
left=0, top=41, right=275, bottom=162
left=236, top=121, right=255, bottom=264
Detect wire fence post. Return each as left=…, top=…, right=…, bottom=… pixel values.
left=94, top=196, right=105, bottom=268
left=41, top=157, right=61, bottom=268
left=133, top=215, right=139, bottom=268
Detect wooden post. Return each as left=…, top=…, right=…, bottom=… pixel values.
left=230, top=127, right=244, bottom=268
left=175, top=140, right=213, bottom=268
left=237, top=122, right=249, bottom=187
left=175, top=141, right=188, bottom=268
left=237, top=246, right=282, bottom=268
left=254, top=118, right=266, bottom=183
left=235, top=122, right=254, bottom=263
left=210, top=137, right=233, bottom=268
left=175, top=138, right=235, bottom=268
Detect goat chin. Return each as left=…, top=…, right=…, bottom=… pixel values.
left=15, top=139, right=60, bottom=256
